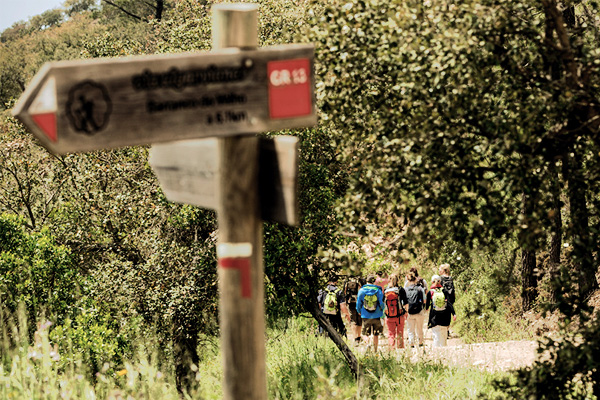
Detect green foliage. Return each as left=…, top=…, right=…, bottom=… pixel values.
left=269, top=318, right=506, bottom=399
left=1, top=0, right=338, bottom=386
left=48, top=302, right=142, bottom=376
left=0, top=12, right=109, bottom=109
left=0, top=317, right=182, bottom=399
left=444, top=241, right=533, bottom=343
left=50, top=314, right=116, bottom=374
left=306, top=0, right=600, bottom=264
left=80, top=31, right=147, bottom=58
left=428, top=240, right=472, bottom=278
left=64, top=0, right=99, bottom=17
left=0, top=213, right=78, bottom=327
left=0, top=117, right=71, bottom=229
left=307, top=0, right=600, bottom=391
left=264, top=128, right=347, bottom=320
left=148, top=0, right=212, bottom=53
left=494, top=316, right=600, bottom=399
left=491, top=266, right=600, bottom=400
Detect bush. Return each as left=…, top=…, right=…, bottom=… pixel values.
left=48, top=304, right=142, bottom=377
left=453, top=245, right=533, bottom=343
left=0, top=213, right=79, bottom=331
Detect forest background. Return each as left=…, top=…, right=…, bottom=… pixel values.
left=1, top=0, right=600, bottom=398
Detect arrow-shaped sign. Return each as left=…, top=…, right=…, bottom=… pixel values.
left=12, top=45, right=315, bottom=154
left=149, top=136, right=299, bottom=225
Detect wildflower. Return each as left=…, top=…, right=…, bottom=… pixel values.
left=27, top=347, right=40, bottom=360
left=40, top=321, right=53, bottom=331
left=117, top=369, right=128, bottom=376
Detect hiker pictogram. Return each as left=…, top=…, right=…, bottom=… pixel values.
left=66, top=80, right=112, bottom=135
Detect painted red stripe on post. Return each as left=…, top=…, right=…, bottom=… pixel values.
left=219, top=257, right=251, bottom=298
left=31, top=113, right=57, bottom=142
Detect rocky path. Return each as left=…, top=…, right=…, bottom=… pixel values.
left=406, top=338, right=538, bottom=372
left=353, top=328, right=538, bottom=372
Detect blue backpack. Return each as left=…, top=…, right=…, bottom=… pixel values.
left=362, top=286, right=381, bottom=312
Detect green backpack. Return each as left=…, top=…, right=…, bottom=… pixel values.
left=323, top=288, right=340, bottom=315
left=363, top=293, right=379, bottom=312
left=432, top=288, right=447, bottom=311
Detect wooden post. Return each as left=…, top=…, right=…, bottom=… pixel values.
left=213, top=4, right=267, bottom=400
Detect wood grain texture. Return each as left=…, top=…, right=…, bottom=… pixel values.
left=149, top=136, right=299, bottom=225
left=13, top=45, right=315, bottom=154
left=213, top=5, right=267, bottom=399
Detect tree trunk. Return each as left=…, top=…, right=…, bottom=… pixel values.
left=522, top=249, right=538, bottom=311
left=521, top=191, right=539, bottom=311
left=155, top=0, right=164, bottom=21
left=548, top=161, right=562, bottom=305
left=563, top=147, right=598, bottom=299
left=174, top=330, right=200, bottom=395
left=306, top=299, right=360, bottom=380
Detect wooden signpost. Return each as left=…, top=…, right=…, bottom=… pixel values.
left=13, top=3, right=314, bottom=399
left=12, top=43, right=315, bottom=154
left=149, top=136, right=299, bottom=225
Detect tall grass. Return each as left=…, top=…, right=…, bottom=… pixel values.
left=0, top=312, right=182, bottom=400
left=0, top=314, right=508, bottom=399
left=264, top=317, right=506, bottom=399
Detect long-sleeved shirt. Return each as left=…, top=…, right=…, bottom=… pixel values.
left=426, top=283, right=456, bottom=328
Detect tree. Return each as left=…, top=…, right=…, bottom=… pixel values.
left=0, top=46, right=27, bottom=108
left=0, top=12, right=109, bottom=109
left=100, top=0, right=168, bottom=22
left=308, top=0, right=600, bottom=302
left=307, top=0, right=600, bottom=394
left=64, top=0, right=99, bottom=17
left=1, top=0, right=357, bottom=387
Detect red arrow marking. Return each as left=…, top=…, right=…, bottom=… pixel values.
left=31, top=113, right=57, bottom=142
left=219, top=257, right=251, bottom=298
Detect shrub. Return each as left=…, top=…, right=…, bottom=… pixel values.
left=0, top=213, right=79, bottom=331
left=453, top=246, right=533, bottom=343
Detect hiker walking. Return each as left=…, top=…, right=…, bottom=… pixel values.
left=317, top=275, right=349, bottom=337
left=384, top=274, right=408, bottom=349
left=344, top=276, right=363, bottom=345
left=356, top=274, right=385, bottom=352
left=426, top=275, right=456, bottom=347
left=405, top=271, right=426, bottom=347
left=439, top=263, right=456, bottom=305
left=404, top=267, right=428, bottom=292
left=375, top=271, right=389, bottom=292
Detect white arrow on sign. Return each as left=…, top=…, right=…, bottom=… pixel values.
left=12, top=45, right=315, bottom=155
left=149, top=136, right=299, bottom=225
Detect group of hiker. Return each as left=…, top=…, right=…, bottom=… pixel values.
left=317, top=264, right=456, bottom=352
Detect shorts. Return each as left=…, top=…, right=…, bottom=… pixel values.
left=349, top=304, right=362, bottom=326
left=361, top=318, right=383, bottom=336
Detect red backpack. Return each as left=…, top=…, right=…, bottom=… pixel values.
left=385, top=290, right=401, bottom=318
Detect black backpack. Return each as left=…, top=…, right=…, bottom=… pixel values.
left=345, top=280, right=359, bottom=304
left=441, top=276, right=455, bottom=304
left=406, top=285, right=423, bottom=314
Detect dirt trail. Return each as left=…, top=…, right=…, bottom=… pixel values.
left=406, top=338, right=538, bottom=372
left=353, top=328, right=538, bottom=372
